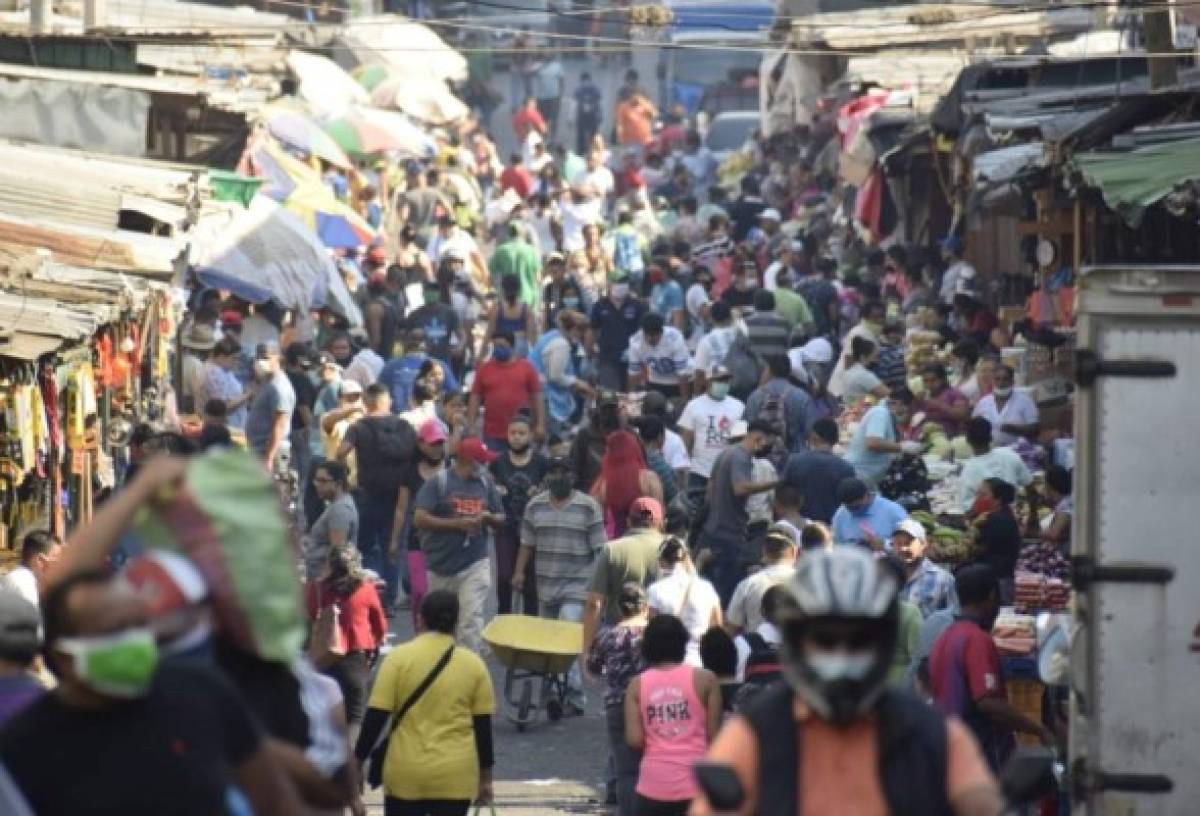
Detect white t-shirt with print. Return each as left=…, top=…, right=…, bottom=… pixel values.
left=678, top=394, right=745, bottom=477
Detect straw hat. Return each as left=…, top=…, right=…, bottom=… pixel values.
left=181, top=323, right=217, bottom=351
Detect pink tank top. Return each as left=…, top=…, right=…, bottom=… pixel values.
left=636, top=664, right=709, bottom=801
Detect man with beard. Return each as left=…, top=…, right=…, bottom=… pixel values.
left=490, top=416, right=548, bottom=616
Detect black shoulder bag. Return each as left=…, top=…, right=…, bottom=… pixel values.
left=366, top=643, right=456, bottom=788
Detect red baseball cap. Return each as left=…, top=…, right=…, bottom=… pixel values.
left=418, top=418, right=448, bottom=445
left=458, top=437, right=499, bottom=464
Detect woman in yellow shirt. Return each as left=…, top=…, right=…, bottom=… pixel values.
left=355, top=591, right=495, bottom=816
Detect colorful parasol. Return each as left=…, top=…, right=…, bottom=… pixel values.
left=266, top=111, right=352, bottom=169
left=352, top=63, right=394, bottom=92
left=251, top=142, right=377, bottom=249
left=323, top=107, right=436, bottom=157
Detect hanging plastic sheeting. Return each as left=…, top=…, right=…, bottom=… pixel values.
left=338, top=17, right=468, bottom=85
left=130, top=448, right=305, bottom=665
left=286, top=50, right=370, bottom=118
left=191, top=195, right=362, bottom=328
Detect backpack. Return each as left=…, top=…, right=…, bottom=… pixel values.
left=614, top=228, right=645, bottom=275
left=354, top=416, right=416, bottom=489
left=725, top=331, right=763, bottom=400
left=755, top=384, right=791, bottom=471
left=733, top=632, right=783, bottom=712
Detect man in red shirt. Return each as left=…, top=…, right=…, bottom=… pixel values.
left=467, top=331, right=546, bottom=451
left=512, top=98, right=547, bottom=144
left=499, top=153, right=534, bottom=200
left=929, top=564, right=1053, bottom=770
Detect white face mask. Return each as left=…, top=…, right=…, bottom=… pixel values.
left=254, top=359, right=273, bottom=378
left=993, top=385, right=1013, bottom=398
left=807, top=649, right=875, bottom=682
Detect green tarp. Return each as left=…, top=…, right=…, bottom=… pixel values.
left=209, top=170, right=263, bottom=208
left=1071, top=136, right=1200, bottom=227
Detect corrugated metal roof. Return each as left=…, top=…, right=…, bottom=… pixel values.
left=0, top=213, right=182, bottom=278
left=0, top=0, right=291, bottom=36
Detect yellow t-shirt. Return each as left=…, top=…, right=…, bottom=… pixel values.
left=369, top=632, right=495, bottom=800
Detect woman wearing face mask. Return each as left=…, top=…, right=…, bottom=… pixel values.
left=591, top=430, right=663, bottom=538
left=646, top=538, right=722, bottom=666
left=967, top=477, right=1022, bottom=603
left=489, top=416, right=549, bottom=615
left=392, top=419, right=450, bottom=627
left=481, top=274, right=538, bottom=359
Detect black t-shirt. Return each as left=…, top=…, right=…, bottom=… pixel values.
left=345, top=415, right=416, bottom=499
left=490, top=452, right=548, bottom=526
left=399, top=460, right=440, bottom=551
left=721, top=286, right=756, bottom=311
left=286, top=370, right=318, bottom=431
left=590, top=297, right=645, bottom=363
left=977, top=508, right=1023, bottom=580
left=405, top=304, right=461, bottom=362
left=0, top=663, right=261, bottom=815
left=198, top=421, right=233, bottom=451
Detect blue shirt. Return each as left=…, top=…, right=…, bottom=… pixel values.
left=245, top=372, right=296, bottom=455
left=378, top=354, right=460, bottom=413
left=830, top=494, right=908, bottom=547
left=650, top=280, right=685, bottom=320
left=845, top=401, right=899, bottom=487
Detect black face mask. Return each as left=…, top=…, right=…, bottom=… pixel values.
left=508, top=442, right=531, bottom=455
left=547, top=475, right=573, bottom=499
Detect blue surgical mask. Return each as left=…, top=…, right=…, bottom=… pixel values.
left=563, top=297, right=580, bottom=309
left=709, top=381, right=730, bottom=400
left=493, top=345, right=514, bottom=362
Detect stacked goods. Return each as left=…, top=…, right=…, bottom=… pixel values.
left=905, top=331, right=944, bottom=372
left=927, top=524, right=972, bottom=564
left=992, top=612, right=1037, bottom=657
left=1014, top=572, right=1071, bottom=613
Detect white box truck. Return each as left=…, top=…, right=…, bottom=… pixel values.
left=1071, top=265, right=1199, bottom=814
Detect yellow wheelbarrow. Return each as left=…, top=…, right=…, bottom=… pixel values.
left=483, top=614, right=583, bottom=731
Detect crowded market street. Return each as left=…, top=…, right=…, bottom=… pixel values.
left=0, top=1, right=1196, bottom=815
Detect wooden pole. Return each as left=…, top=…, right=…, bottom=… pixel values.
left=1146, top=6, right=1179, bottom=90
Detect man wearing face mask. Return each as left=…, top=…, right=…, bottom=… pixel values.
left=694, top=547, right=1003, bottom=816
left=468, top=332, right=546, bottom=451
left=0, top=569, right=303, bottom=815
left=678, top=364, right=745, bottom=506
left=845, top=387, right=923, bottom=488
left=829, top=477, right=908, bottom=550
left=245, top=342, right=296, bottom=474
left=699, top=420, right=782, bottom=606
left=588, top=273, right=645, bottom=391
left=970, top=364, right=1039, bottom=447
left=514, top=457, right=606, bottom=714
left=531, top=310, right=592, bottom=436
left=930, top=565, right=1055, bottom=770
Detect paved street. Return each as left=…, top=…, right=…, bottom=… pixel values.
left=363, top=597, right=611, bottom=815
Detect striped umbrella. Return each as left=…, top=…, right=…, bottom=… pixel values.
left=323, top=107, right=436, bottom=157
left=266, top=111, right=352, bottom=169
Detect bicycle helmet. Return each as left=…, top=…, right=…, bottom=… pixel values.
left=777, top=546, right=899, bottom=726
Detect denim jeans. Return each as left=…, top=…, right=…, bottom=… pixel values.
left=429, top=557, right=491, bottom=654
left=703, top=536, right=746, bottom=608
left=539, top=599, right=586, bottom=708
left=356, top=491, right=402, bottom=608
left=606, top=701, right=642, bottom=816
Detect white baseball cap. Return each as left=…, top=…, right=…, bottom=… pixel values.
left=895, top=519, right=927, bottom=540
left=759, top=208, right=782, bottom=222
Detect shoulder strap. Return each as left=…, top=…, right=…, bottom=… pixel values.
left=876, top=689, right=951, bottom=816
left=385, top=643, right=456, bottom=742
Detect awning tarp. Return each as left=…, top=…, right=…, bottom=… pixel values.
left=1072, top=136, right=1200, bottom=227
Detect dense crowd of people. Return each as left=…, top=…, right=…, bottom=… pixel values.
left=0, top=63, right=1073, bottom=816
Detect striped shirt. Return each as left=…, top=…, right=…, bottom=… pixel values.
left=521, top=491, right=607, bottom=603
left=744, top=311, right=792, bottom=360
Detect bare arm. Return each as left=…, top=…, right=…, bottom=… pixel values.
left=865, top=435, right=905, bottom=454
left=582, top=591, right=606, bottom=656
left=976, top=696, right=1053, bottom=743
left=390, top=486, right=412, bottom=557
left=700, top=670, right=723, bottom=744
left=479, top=303, right=499, bottom=353
left=414, top=507, right=472, bottom=534
left=512, top=545, right=534, bottom=590
left=643, top=471, right=664, bottom=505
left=265, top=411, right=290, bottom=471
left=624, top=678, right=645, bottom=749
left=732, top=477, right=780, bottom=500
left=532, top=394, right=547, bottom=441
left=262, top=739, right=347, bottom=810
left=52, top=456, right=188, bottom=586
left=233, top=743, right=314, bottom=816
